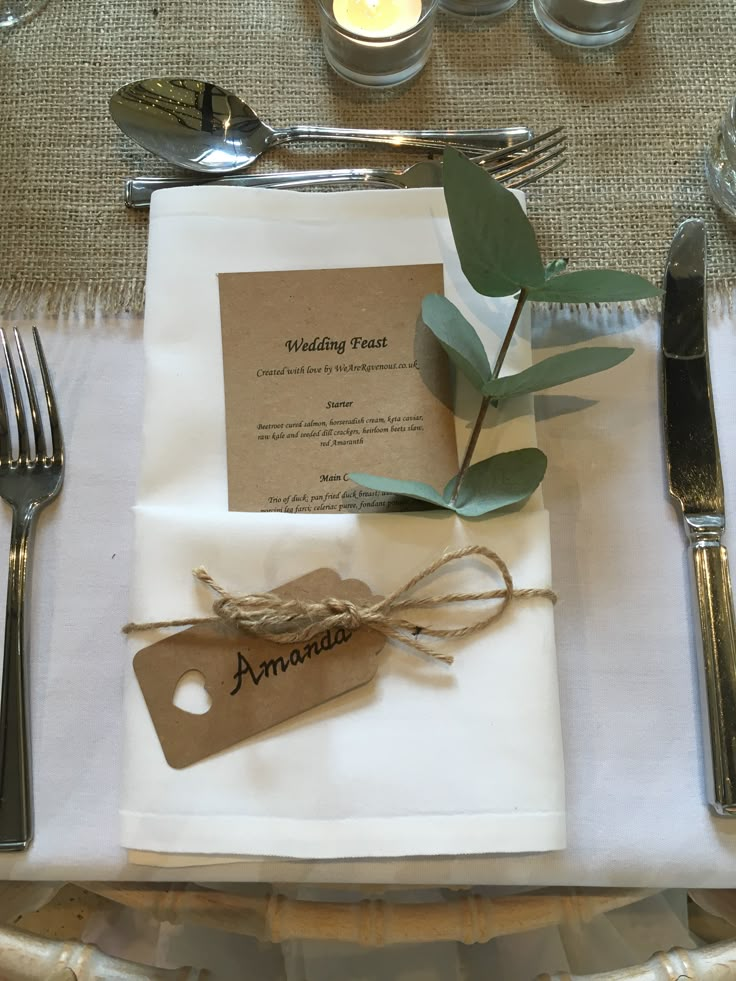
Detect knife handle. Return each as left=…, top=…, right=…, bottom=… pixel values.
left=689, top=532, right=736, bottom=814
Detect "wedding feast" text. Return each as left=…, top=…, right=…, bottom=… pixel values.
left=284, top=335, right=388, bottom=356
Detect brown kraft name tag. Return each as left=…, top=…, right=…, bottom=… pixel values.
left=133, top=569, right=386, bottom=768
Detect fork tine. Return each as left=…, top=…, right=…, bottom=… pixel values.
left=469, top=127, right=565, bottom=168
left=505, top=156, right=567, bottom=190
left=32, top=328, right=63, bottom=466
left=1, top=329, right=26, bottom=465
left=491, top=140, right=566, bottom=185
left=14, top=329, right=43, bottom=466
left=0, top=331, right=12, bottom=466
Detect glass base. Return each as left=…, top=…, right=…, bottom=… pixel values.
left=324, top=48, right=431, bottom=88
left=0, top=0, right=48, bottom=27
left=440, top=0, right=517, bottom=19
left=532, top=0, right=636, bottom=47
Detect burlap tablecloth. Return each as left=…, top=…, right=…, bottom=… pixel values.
left=1, top=0, right=735, bottom=315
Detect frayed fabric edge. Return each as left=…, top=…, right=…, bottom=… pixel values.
left=0, top=280, right=147, bottom=319
left=531, top=279, right=736, bottom=318
left=1, top=278, right=736, bottom=322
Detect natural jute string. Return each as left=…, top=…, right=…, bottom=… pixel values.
left=124, top=546, right=556, bottom=665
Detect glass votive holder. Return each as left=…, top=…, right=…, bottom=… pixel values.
left=532, top=0, right=643, bottom=47
left=440, top=0, right=517, bottom=20
left=0, top=0, right=48, bottom=28
left=705, top=97, right=736, bottom=219
left=317, top=0, right=439, bottom=88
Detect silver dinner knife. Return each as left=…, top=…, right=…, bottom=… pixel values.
left=662, top=217, right=736, bottom=815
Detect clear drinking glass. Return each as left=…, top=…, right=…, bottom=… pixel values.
left=440, top=0, right=517, bottom=19
left=532, top=0, right=642, bottom=47
left=705, top=97, right=736, bottom=219
left=317, top=0, right=439, bottom=88
left=0, top=0, right=48, bottom=28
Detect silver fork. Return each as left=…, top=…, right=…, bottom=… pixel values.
left=0, top=328, right=64, bottom=850
left=125, top=128, right=566, bottom=208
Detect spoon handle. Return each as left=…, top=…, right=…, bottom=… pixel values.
left=272, top=124, right=531, bottom=153
left=125, top=170, right=394, bottom=208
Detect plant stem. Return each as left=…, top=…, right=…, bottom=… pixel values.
left=449, top=394, right=491, bottom=506
left=491, top=288, right=528, bottom=381
left=449, top=289, right=528, bottom=507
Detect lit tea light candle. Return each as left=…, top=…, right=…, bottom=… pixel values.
left=333, top=0, right=423, bottom=37
left=318, top=0, right=437, bottom=88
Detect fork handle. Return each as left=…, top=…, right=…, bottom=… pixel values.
left=125, top=170, right=393, bottom=208
left=0, top=506, right=36, bottom=850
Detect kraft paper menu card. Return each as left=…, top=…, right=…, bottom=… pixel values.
left=218, top=264, right=457, bottom=513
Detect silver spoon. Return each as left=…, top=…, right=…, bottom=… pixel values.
left=110, top=78, right=531, bottom=176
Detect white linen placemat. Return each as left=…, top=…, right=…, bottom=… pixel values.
left=121, top=186, right=565, bottom=861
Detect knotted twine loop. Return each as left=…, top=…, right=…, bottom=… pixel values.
left=123, top=545, right=557, bottom=665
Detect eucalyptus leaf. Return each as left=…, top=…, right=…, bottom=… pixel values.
left=348, top=473, right=446, bottom=508
left=482, top=347, right=633, bottom=399
left=443, top=148, right=546, bottom=296
left=528, top=268, right=662, bottom=304
left=447, top=449, right=547, bottom=518
left=421, top=294, right=491, bottom=391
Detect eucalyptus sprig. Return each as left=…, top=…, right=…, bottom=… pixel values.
left=350, top=149, right=661, bottom=517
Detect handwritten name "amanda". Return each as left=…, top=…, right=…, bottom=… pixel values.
left=230, top=626, right=353, bottom=694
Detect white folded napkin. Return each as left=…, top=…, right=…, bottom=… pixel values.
left=122, top=185, right=565, bottom=862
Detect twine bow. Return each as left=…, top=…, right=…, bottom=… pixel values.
left=123, top=545, right=556, bottom=664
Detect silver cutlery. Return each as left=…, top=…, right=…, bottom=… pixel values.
left=125, top=128, right=566, bottom=208
left=0, top=329, right=64, bottom=850
left=110, top=77, right=532, bottom=176
left=662, top=217, right=736, bottom=815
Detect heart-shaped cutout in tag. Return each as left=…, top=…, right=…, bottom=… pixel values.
left=172, top=669, right=213, bottom=716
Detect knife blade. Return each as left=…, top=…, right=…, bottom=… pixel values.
left=662, top=217, right=736, bottom=815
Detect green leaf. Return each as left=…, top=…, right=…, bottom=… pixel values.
left=482, top=347, right=633, bottom=399
left=545, top=257, right=568, bottom=278
left=443, top=148, right=546, bottom=296
left=349, top=451, right=548, bottom=518
left=447, top=449, right=548, bottom=518
left=421, top=294, right=491, bottom=391
left=528, top=269, right=662, bottom=304
left=348, top=473, right=446, bottom=508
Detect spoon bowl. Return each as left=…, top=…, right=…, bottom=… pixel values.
left=110, top=78, right=532, bottom=176
left=110, top=79, right=275, bottom=173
